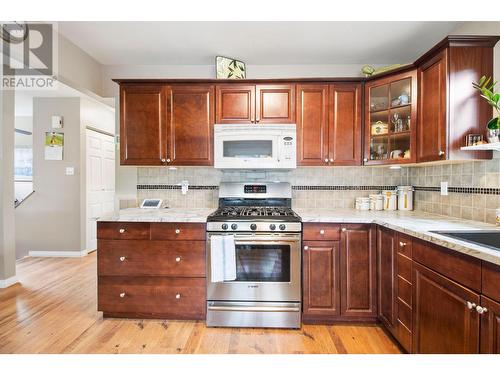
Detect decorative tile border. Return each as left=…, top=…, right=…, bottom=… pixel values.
left=137, top=184, right=500, bottom=195
left=414, top=186, right=500, bottom=195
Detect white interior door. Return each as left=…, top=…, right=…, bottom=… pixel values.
left=86, top=130, right=115, bottom=251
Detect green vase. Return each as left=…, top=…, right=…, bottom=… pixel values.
left=487, top=117, right=499, bottom=130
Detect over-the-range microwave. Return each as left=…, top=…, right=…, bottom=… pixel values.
left=214, top=124, right=297, bottom=170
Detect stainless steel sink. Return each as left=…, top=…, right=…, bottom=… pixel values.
left=430, top=230, right=500, bottom=251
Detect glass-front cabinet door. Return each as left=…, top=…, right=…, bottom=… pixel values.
left=364, top=70, right=417, bottom=165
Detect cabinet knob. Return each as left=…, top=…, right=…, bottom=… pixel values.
left=466, top=301, right=477, bottom=310
left=166, top=158, right=171, bottom=163
left=161, top=158, right=166, bottom=163
left=175, top=229, right=181, bottom=234
left=438, top=150, right=445, bottom=156
left=304, top=246, right=309, bottom=250
left=399, top=241, right=407, bottom=247
left=319, top=229, right=325, bottom=235
left=175, top=256, right=181, bottom=262
left=329, top=158, right=334, bottom=163
left=341, top=228, right=347, bottom=232
left=324, top=158, right=329, bottom=163
left=119, top=292, right=126, bottom=298
left=476, top=305, right=488, bottom=314
left=175, top=293, right=181, bottom=300
left=363, top=158, right=368, bottom=162
left=119, top=228, right=126, bottom=234
left=119, top=256, right=126, bottom=262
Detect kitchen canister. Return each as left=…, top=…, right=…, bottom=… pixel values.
left=397, top=186, right=414, bottom=211
left=382, top=190, right=398, bottom=211
left=359, top=197, right=370, bottom=211
left=369, top=194, right=384, bottom=211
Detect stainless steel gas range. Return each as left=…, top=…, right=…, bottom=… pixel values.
left=206, top=182, right=302, bottom=328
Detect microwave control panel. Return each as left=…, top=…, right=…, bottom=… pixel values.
left=281, top=136, right=295, bottom=160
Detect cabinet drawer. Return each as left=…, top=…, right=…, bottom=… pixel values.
left=98, top=240, right=206, bottom=277
left=397, top=234, right=412, bottom=258
left=397, top=299, right=412, bottom=329
left=97, top=222, right=150, bottom=240
left=413, top=239, right=481, bottom=291
left=397, top=253, right=412, bottom=282
left=303, top=223, right=341, bottom=241
left=150, top=223, right=205, bottom=241
left=98, top=276, right=206, bottom=320
left=396, top=321, right=412, bottom=353
left=398, top=275, right=412, bottom=305
left=482, top=261, right=500, bottom=303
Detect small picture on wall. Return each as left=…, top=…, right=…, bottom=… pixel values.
left=44, top=132, right=64, bottom=160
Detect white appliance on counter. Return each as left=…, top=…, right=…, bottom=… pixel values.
left=214, top=124, right=297, bottom=170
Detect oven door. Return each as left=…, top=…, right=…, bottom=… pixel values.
left=207, top=233, right=301, bottom=302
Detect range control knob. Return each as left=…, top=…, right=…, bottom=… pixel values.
left=279, top=224, right=286, bottom=231
left=269, top=224, right=276, bottom=231
left=250, top=224, right=257, bottom=230
left=231, top=223, right=238, bottom=230
left=221, top=223, right=228, bottom=230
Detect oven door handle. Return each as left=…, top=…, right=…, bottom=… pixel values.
left=207, top=305, right=300, bottom=313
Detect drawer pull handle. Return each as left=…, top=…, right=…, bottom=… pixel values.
left=466, top=301, right=476, bottom=310
left=119, top=256, right=126, bottom=262
left=175, top=256, right=181, bottom=262
left=119, top=292, right=126, bottom=298
left=476, top=305, right=488, bottom=314
left=341, top=228, right=346, bottom=232
left=175, top=293, right=181, bottom=299
left=119, top=228, right=126, bottom=234
left=319, top=229, right=325, bottom=235
left=175, top=229, right=181, bottom=234
left=304, top=246, right=309, bottom=250
left=399, top=241, right=407, bottom=247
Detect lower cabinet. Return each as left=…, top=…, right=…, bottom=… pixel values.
left=377, top=226, right=397, bottom=334
left=97, top=221, right=206, bottom=320
left=480, top=296, right=500, bottom=354
left=412, top=262, right=480, bottom=353
left=302, top=224, right=376, bottom=322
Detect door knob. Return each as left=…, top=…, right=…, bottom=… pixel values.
left=341, top=228, right=347, bottom=232
left=119, top=292, right=126, bottom=298
left=466, top=301, right=476, bottom=310
left=161, top=158, right=166, bottom=163
left=319, top=229, right=325, bottom=235
left=363, top=158, right=368, bottom=162
left=119, top=228, right=126, bottom=234
left=476, top=305, right=488, bottom=314
left=304, top=246, right=309, bottom=250
left=175, top=293, right=181, bottom=299
left=324, top=158, right=329, bottom=163
left=175, top=229, right=181, bottom=234
left=175, top=256, right=181, bottom=262
left=329, top=158, right=334, bottom=163
left=399, top=241, right=407, bottom=247
left=119, top=256, right=126, bottom=262
left=166, top=158, right=171, bottom=163
left=438, top=150, right=445, bottom=156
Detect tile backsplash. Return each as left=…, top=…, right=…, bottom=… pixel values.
left=132, top=152, right=500, bottom=224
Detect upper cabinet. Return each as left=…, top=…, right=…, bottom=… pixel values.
left=216, top=84, right=295, bottom=124
left=297, top=83, right=361, bottom=166
left=364, top=70, right=417, bottom=165
left=416, top=37, right=498, bottom=162
left=120, top=84, right=166, bottom=166
left=120, top=83, right=214, bottom=166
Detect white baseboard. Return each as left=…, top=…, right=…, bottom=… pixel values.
left=28, top=250, right=89, bottom=258
left=0, top=275, right=18, bottom=288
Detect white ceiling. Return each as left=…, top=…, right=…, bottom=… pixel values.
left=58, top=21, right=463, bottom=66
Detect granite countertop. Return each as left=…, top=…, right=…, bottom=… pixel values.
left=98, top=208, right=214, bottom=223
left=296, top=208, right=500, bottom=265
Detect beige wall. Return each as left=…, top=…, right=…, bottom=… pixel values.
left=0, top=88, right=17, bottom=282
left=15, top=98, right=85, bottom=258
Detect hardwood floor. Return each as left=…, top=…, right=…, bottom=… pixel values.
left=0, top=253, right=401, bottom=354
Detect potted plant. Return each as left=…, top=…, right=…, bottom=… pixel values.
left=472, top=75, right=500, bottom=143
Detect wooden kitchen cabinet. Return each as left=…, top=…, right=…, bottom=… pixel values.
left=166, top=85, right=214, bottom=166
left=302, top=241, right=340, bottom=322
left=416, top=37, right=497, bottom=162
left=296, top=83, right=361, bottom=166
left=216, top=83, right=295, bottom=124
left=120, top=84, right=166, bottom=165
left=377, top=226, right=397, bottom=335
left=480, top=295, right=500, bottom=354
left=412, top=262, right=480, bottom=353
left=340, top=224, right=377, bottom=319
left=364, top=70, right=417, bottom=165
